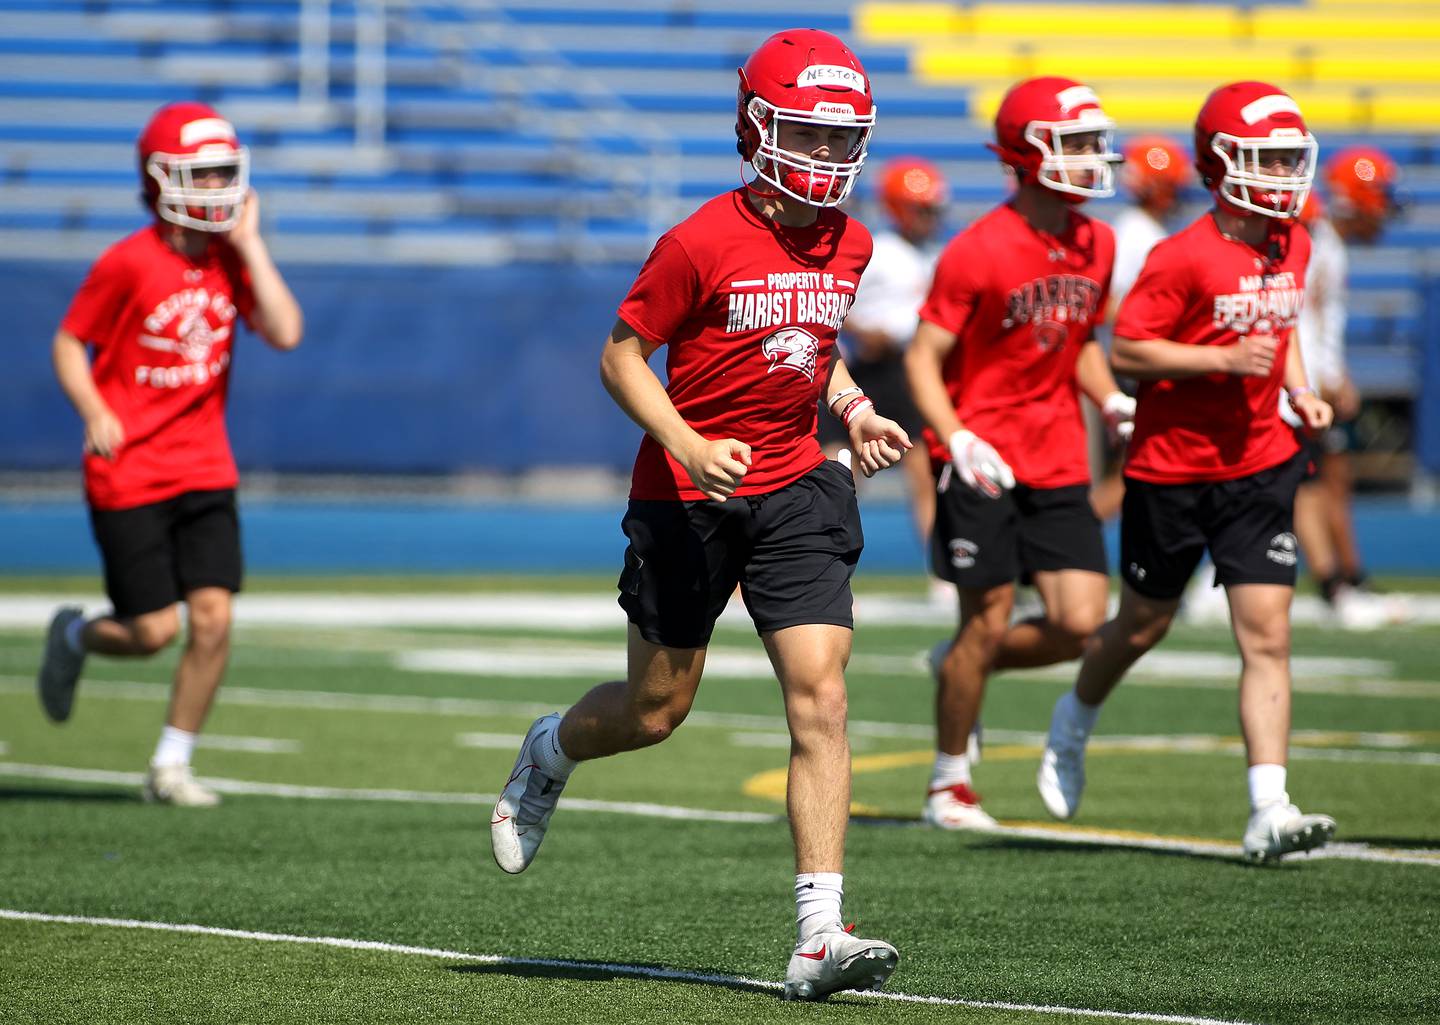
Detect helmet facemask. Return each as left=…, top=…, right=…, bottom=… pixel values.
left=147, top=145, right=250, bottom=232
left=1023, top=111, right=1122, bottom=200
left=1209, top=131, right=1317, bottom=219
left=744, top=96, right=873, bottom=208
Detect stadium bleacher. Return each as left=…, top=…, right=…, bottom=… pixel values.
left=0, top=0, right=1434, bottom=469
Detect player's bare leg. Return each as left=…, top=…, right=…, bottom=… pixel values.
left=1039, top=585, right=1179, bottom=819
left=83, top=605, right=182, bottom=656
left=765, top=622, right=897, bottom=1000
left=900, top=445, right=937, bottom=545
left=492, top=625, right=704, bottom=873
left=925, top=583, right=1011, bottom=829
left=557, top=625, right=705, bottom=759
left=1227, top=582, right=1335, bottom=861
left=1294, top=481, right=1339, bottom=585
left=993, top=568, right=1107, bottom=670
left=165, top=587, right=232, bottom=733
left=141, top=587, right=233, bottom=807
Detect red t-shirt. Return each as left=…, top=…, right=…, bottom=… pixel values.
left=918, top=203, right=1113, bottom=489
left=61, top=225, right=255, bottom=510
left=1115, top=214, right=1308, bottom=484
left=618, top=189, right=873, bottom=500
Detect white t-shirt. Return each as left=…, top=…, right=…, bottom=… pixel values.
left=844, top=229, right=940, bottom=349
left=1297, top=216, right=1348, bottom=391
left=1110, top=205, right=1170, bottom=308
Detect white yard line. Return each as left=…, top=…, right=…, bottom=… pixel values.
left=3, top=591, right=1439, bottom=630
left=1, top=762, right=1435, bottom=868
left=195, top=735, right=301, bottom=755
left=0, top=907, right=1259, bottom=1025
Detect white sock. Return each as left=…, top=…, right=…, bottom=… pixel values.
left=1061, top=691, right=1101, bottom=735
left=1248, top=764, right=1288, bottom=810
left=533, top=718, right=577, bottom=780
left=795, top=872, right=844, bottom=942
left=152, top=726, right=197, bottom=768
left=64, top=616, right=87, bottom=654
left=929, top=751, right=971, bottom=791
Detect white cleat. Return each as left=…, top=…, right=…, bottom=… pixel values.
left=37, top=606, right=86, bottom=723
left=1037, top=695, right=1088, bottom=821
left=142, top=763, right=221, bottom=807
left=1242, top=801, right=1336, bottom=864
left=926, top=640, right=981, bottom=763
left=491, top=713, right=566, bottom=874
left=922, top=783, right=998, bottom=831
left=783, top=926, right=899, bottom=1002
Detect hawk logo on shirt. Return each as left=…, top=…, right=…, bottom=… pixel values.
left=138, top=288, right=237, bottom=364
left=761, top=327, right=820, bottom=382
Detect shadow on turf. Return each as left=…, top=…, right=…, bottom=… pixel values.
left=1344, top=835, right=1440, bottom=850
left=0, top=786, right=138, bottom=804
left=446, top=962, right=778, bottom=998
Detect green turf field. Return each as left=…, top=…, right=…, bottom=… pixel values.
left=2, top=577, right=1437, bottom=1024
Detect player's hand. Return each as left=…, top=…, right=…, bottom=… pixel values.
left=1228, top=332, right=1279, bottom=377
left=1101, top=391, right=1136, bottom=445
left=1291, top=391, right=1334, bottom=434
left=846, top=408, right=912, bottom=478
left=224, top=189, right=261, bottom=250
left=948, top=429, right=1014, bottom=500
left=83, top=408, right=125, bottom=461
left=679, top=437, right=751, bottom=502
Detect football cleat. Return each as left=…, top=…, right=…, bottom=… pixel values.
left=926, top=640, right=981, bottom=763
left=37, top=606, right=86, bottom=723
left=922, top=782, right=998, bottom=831
left=491, top=713, right=567, bottom=874
left=1242, top=801, right=1336, bottom=864
left=1037, top=694, right=1089, bottom=820
left=783, top=926, right=899, bottom=1001
left=143, top=763, right=221, bottom=807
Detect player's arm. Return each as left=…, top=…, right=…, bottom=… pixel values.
left=905, top=318, right=1013, bottom=498
left=52, top=329, right=123, bottom=460
left=226, top=191, right=303, bottom=351
left=599, top=319, right=750, bottom=502
left=1282, top=329, right=1334, bottom=433
left=823, top=354, right=911, bottom=477
left=1075, top=339, right=1135, bottom=444
left=1111, top=332, right=1278, bottom=381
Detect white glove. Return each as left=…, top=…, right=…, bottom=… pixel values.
left=948, top=429, right=1015, bottom=500
left=1102, top=391, right=1137, bottom=445
left=1277, top=388, right=1303, bottom=429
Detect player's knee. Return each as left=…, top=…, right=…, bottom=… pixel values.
left=1052, top=610, right=1104, bottom=659
left=633, top=702, right=689, bottom=746
left=1125, top=606, right=1174, bottom=651
left=959, top=613, right=1007, bottom=657
left=787, top=677, right=848, bottom=737
left=1239, top=627, right=1290, bottom=666
left=187, top=598, right=233, bottom=651
left=133, top=611, right=180, bottom=654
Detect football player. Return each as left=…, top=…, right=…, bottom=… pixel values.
left=1038, top=82, right=1338, bottom=864
left=490, top=30, right=906, bottom=1001
left=37, top=102, right=303, bottom=806
left=903, top=77, right=1132, bottom=830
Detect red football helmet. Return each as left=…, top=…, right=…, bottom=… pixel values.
left=138, top=101, right=249, bottom=232
left=1121, top=134, right=1189, bottom=213
left=735, top=29, right=876, bottom=207
left=990, top=76, right=1121, bottom=201
left=1194, top=82, right=1316, bottom=219
left=1324, top=145, right=1398, bottom=220
left=879, top=156, right=948, bottom=236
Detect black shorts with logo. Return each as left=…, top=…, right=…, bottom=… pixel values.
left=930, top=474, right=1107, bottom=590
left=1120, top=448, right=1308, bottom=601
left=617, top=460, right=863, bottom=649
left=89, top=488, right=243, bottom=618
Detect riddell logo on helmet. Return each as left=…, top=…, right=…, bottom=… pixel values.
left=812, top=103, right=857, bottom=118
left=796, top=65, right=866, bottom=91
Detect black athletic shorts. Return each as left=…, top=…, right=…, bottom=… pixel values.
left=617, top=460, right=863, bottom=649
left=89, top=488, right=243, bottom=618
left=1120, top=448, right=1308, bottom=601
left=930, top=473, right=1107, bottom=590
left=817, top=352, right=923, bottom=448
